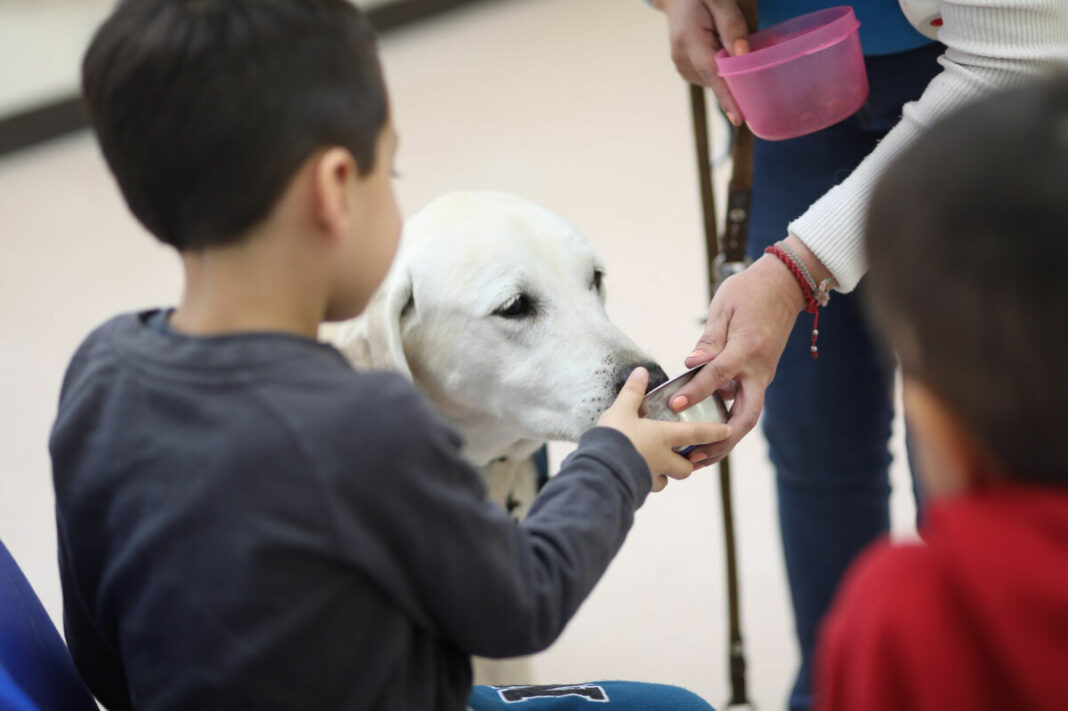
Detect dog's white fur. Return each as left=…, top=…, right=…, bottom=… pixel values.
left=329, top=190, right=658, bottom=473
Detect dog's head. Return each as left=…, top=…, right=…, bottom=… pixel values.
left=334, top=191, right=667, bottom=464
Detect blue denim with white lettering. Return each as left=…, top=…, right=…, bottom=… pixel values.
left=469, top=681, right=714, bottom=710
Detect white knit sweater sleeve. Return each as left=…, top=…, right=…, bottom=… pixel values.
left=788, top=0, right=1068, bottom=293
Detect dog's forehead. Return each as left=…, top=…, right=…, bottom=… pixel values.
left=402, top=192, right=600, bottom=275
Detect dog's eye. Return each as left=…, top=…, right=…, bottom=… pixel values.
left=591, top=269, right=605, bottom=292
left=496, top=294, right=535, bottom=319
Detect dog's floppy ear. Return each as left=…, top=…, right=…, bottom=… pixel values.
left=334, top=266, right=414, bottom=379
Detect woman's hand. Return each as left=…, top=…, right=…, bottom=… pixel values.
left=670, top=236, right=832, bottom=465
left=654, top=0, right=751, bottom=125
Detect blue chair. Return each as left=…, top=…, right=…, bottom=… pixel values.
left=0, top=539, right=97, bottom=711
left=0, top=665, right=38, bottom=711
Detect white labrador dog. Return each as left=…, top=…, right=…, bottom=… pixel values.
left=328, top=191, right=667, bottom=516
left=325, top=191, right=667, bottom=686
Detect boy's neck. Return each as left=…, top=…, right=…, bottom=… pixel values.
left=170, top=228, right=326, bottom=340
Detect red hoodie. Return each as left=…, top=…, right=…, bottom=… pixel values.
left=816, top=486, right=1068, bottom=711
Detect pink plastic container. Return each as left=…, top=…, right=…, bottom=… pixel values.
left=714, top=7, right=868, bottom=141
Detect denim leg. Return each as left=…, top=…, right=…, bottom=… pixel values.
left=744, top=42, right=944, bottom=711
left=767, top=290, right=895, bottom=711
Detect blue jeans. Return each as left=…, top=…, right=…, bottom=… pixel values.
left=745, top=42, right=943, bottom=711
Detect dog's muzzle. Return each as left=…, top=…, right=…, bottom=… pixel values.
left=614, top=362, right=669, bottom=395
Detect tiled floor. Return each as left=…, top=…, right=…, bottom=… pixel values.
left=0, top=1, right=916, bottom=708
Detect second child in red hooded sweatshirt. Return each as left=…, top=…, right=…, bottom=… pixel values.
left=815, top=486, right=1068, bottom=711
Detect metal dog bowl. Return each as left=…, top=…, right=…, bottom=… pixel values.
left=641, top=363, right=730, bottom=454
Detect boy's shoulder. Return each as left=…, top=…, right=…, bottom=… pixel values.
left=62, top=310, right=456, bottom=449
left=818, top=497, right=1068, bottom=709
left=828, top=537, right=946, bottom=635
left=286, top=357, right=456, bottom=453
left=815, top=538, right=956, bottom=708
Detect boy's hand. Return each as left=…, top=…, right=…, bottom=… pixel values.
left=598, top=367, right=731, bottom=492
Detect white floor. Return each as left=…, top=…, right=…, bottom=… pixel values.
left=0, top=1, right=916, bottom=708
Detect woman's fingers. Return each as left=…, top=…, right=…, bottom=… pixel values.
left=707, top=0, right=751, bottom=58
left=685, top=28, right=742, bottom=122
left=667, top=370, right=762, bottom=466
left=663, top=0, right=745, bottom=122
left=686, top=286, right=733, bottom=368
left=722, top=378, right=764, bottom=443
left=672, top=337, right=747, bottom=412
left=701, top=0, right=750, bottom=121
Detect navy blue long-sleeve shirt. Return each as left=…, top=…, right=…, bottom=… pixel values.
left=49, top=311, right=651, bottom=710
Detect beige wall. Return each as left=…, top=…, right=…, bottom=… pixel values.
left=0, top=0, right=404, bottom=117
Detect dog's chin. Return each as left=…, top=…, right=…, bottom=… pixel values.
left=539, top=428, right=583, bottom=444
left=528, top=412, right=603, bottom=444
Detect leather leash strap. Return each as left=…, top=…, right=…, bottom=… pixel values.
left=687, top=1, right=757, bottom=707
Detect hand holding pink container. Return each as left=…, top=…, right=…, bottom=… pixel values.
left=714, top=7, right=869, bottom=141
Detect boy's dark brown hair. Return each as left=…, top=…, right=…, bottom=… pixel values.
left=82, top=0, right=388, bottom=250
left=866, top=75, right=1068, bottom=487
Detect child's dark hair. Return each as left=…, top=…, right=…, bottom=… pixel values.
left=82, top=0, right=388, bottom=250
left=866, top=75, right=1068, bottom=487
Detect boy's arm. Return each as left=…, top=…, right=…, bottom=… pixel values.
left=315, top=377, right=653, bottom=658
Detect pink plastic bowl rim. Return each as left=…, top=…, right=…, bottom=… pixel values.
left=715, top=7, right=860, bottom=77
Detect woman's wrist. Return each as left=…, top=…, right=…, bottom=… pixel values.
left=752, top=252, right=809, bottom=314
left=763, top=234, right=836, bottom=358
left=782, top=233, right=835, bottom=288
left=753, top=235, right=835, bottom=315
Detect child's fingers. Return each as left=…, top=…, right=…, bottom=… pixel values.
left=610, top=367, right=650, bottom=413
left=663, top=421, right=732, bottom=449
left=664, top=453, right=696, bottom=481
left=651, top=472, right=670, bottom=492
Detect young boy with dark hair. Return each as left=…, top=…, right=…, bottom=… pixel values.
left=816, top=76, right=1068, bottom=710
left=50, top=1, right=728, bottom=709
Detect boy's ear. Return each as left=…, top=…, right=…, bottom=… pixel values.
left=312, top=148, right=359, bottom=239
left=902, top=378, right=995, bottom=499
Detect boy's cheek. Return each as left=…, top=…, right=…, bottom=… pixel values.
left=388, top=195, right=402, bottom=250
left=902, top=379, right=974, bottom=500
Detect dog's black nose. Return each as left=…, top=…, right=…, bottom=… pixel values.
left=615, top=362, right=669, bottom=396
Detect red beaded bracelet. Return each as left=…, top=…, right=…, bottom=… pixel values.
left=765, top=243, right=831, bottom=359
